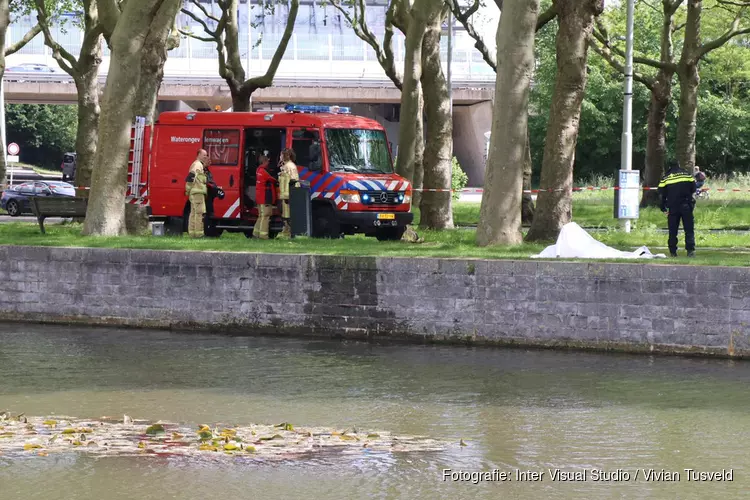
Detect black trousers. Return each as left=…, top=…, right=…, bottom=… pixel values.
left=668, top=203, right=695, bottom=253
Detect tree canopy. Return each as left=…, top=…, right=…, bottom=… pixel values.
left=6, top=103, right=77, bottom=169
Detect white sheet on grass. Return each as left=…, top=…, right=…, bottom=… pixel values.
left=531, top=222, right=666, bottom=259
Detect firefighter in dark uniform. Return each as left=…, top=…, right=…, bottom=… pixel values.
left=252, top=155, right=277, bottom=239
left=658, top=161, right=697, bottom=257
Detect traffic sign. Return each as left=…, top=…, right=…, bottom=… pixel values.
left=7, top=143, right=19, bottom=156
left=7, top=155, right=19, bottom=163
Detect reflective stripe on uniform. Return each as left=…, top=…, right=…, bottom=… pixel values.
left=658, top=174, right=693, bottom=188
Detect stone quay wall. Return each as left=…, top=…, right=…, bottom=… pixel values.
left=1, top=245, right=749, bottom=358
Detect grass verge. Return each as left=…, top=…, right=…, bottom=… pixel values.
left=448, top=197, right=750, bottom=230
left=2, top=221, right=750, bottom=267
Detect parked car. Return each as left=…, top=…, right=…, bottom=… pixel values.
left=0, top=181, right=75, bottom=216
left=6, top=63, right=56, bottom=73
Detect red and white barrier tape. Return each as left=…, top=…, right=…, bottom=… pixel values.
left=67, top=186, right=736, bottom=194
left=414, top=186, right=725, bottom=194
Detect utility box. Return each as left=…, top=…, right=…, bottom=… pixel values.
left=290, top=181, right=312, bottom=237
left=151, top=221, right=165, bottom=237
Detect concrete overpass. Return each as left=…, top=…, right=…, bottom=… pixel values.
left=4, top=73, right=493, bottom=108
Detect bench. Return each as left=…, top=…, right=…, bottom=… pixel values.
left=29, top=196, right=88, bottom=234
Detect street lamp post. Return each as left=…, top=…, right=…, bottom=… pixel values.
left=251, top=0, right=253, bottom=111
left=0, top=78, right=6, bottom=188
left=447, top=10, right=453, bottom=197
left=621, top=0, right=635, bottom=233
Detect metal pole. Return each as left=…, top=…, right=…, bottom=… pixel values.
left=621, top=0, right=634, bottom=233
left=251, top=0, right=253, bottom=111
left=0, top=78, right=6, bottom=189
left=447, top=10, right=453, bottom=197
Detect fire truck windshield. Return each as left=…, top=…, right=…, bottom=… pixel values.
left=325, top=128, right=393, bottom=174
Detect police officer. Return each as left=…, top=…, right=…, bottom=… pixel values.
left=252, top=155, right=277, bottom=239
left=278, top=148, right=299, bottom=238
left=658, top=160, right=697, bottom=257
left=185, top=150, right=209, bottom=238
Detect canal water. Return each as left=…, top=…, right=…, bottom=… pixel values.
left=1, top=323, right=748, bottom=499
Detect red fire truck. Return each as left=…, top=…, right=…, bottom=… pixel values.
left=127, top=104, right=413, bottom=240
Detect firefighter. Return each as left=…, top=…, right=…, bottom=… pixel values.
left=185, top=150, right=209, bottom=238
left=658, top=160, right=697, bottom=257
left=278, top=148, right=299, bottom=238
left=252, top=155, right=277, bottom=239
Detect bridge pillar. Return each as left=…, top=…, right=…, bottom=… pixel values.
left=347, top=101, right=491, bottom=188
left=452, top=101, right=492, bottom=187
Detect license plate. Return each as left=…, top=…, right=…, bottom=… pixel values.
left=377, top=213, right=395, bottom=220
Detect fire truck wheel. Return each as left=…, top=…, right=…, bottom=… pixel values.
left=375, top=226, right=406, bottom=241
left=312, top=205, right=341, bottom=239
left=204, top=219, right=223, bottom=238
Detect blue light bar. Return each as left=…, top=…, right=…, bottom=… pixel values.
left=284, top=104, right=351, bottom=114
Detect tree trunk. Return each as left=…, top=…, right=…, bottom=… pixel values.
left=418, top=0, right=454, bottom=230
left=522, top=128, right=535, bottom=224
left=126, top=0, right=181, bottom=235
left=72, top=35, right=103, bottom=194
left=84, top=0, right=175, bottom=236
left=395, top=12, right=426, bottom=185
left=525, top=0, right=603, bottom=242
left=411, top=91, right=424, bottom=208
left=477, top=0, right=540, bottom=245
left=230, top=88, right=252, bottom=112
left=0, top=0, right=8, bottom=190
left=675, top=62, right=699, bottom=172
left=675, top=0, right=701, bottom=174
left=641, top=75, right=672, bottom=207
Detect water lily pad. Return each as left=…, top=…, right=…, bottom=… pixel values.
left=0, top=414, right=449, bottom=460
left=43, top=420, right=57, bottom=427
left=145, top=424, right=165, bottom=435
left=259, top=434, right=283, bottom=441
left=23, top=443, right=42, bottom=450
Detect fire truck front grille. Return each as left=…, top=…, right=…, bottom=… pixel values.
left=361, top=191, right=401, bottom=205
